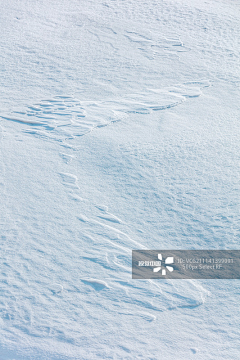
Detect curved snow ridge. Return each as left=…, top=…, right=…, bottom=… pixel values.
left=97, top=211, right=123, bottom=224
left=59, top=172, right=79, bottom=189
left=77, top=213, right=146, bottom=252
left=79, top=276, right=210, bottom=316
left=81, top=278, right=110, bottom=291
left=119, top=310, right=156, bottom=322
left=124, top=31, right=191, bottom=59
left=165, top=279, right=211, bottom=311
left=1, top=80, right=211, bottom=141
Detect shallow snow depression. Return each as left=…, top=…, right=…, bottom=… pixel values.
left=0, top=0, right=240, bottom=359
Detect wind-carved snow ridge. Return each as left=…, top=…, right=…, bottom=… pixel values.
left=0, top=80, right=210, bottom=142
left=124, top=31, right=191, bottom=59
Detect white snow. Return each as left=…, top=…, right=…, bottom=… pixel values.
left=0, top=0, right=240, bottom=359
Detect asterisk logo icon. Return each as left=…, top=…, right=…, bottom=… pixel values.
left=153, top=254, right=174, bottom=275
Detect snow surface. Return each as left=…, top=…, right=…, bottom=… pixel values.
left=0, top=0, right=240, bottom=359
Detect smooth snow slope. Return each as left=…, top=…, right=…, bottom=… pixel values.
left=0, top=0, right=240, bottom=359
